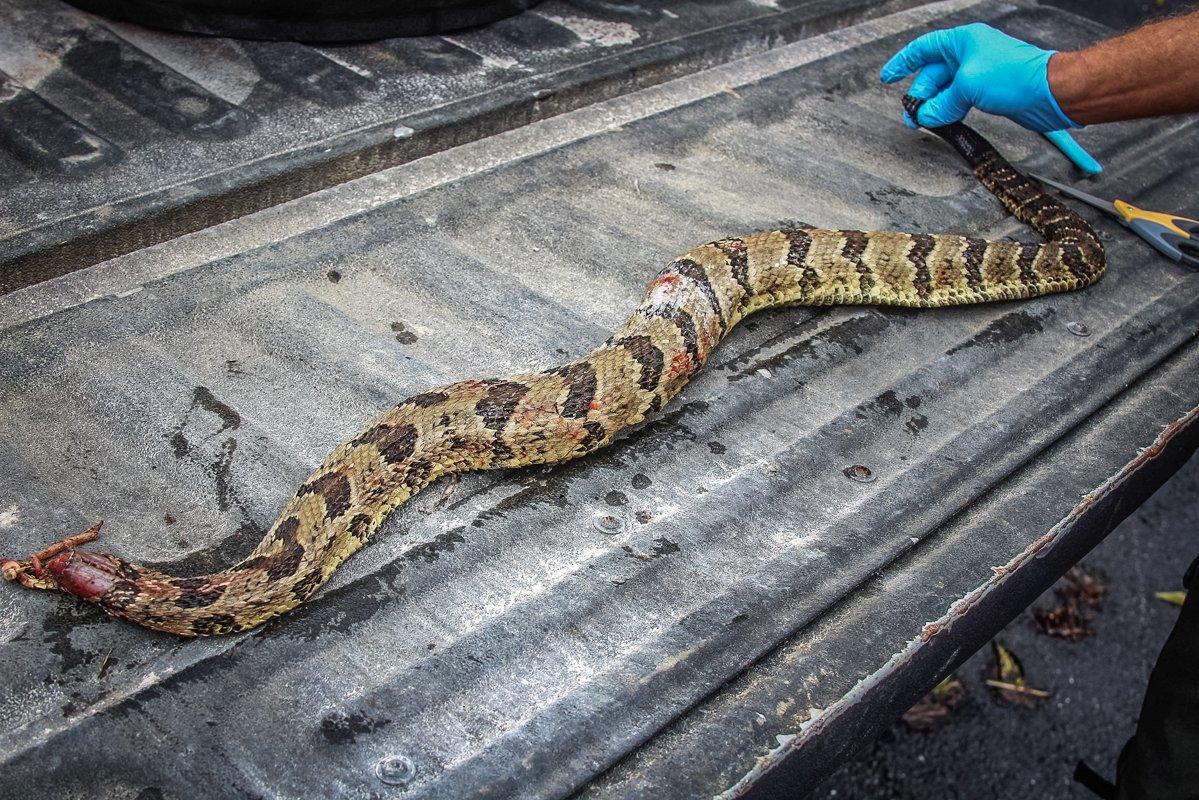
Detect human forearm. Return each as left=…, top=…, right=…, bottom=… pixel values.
left=1049, top=11, right=1199, bottom=125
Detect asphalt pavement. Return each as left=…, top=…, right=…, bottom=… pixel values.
left=816, top=452, right=1199, bottom=799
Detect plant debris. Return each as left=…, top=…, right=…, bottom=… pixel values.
left=96, top=648, right=112, bottom=680
left=1155, top=590, right=1187, bottom=607
left=988, top=641, right=1050, bottom=707
left=1033, top=565, right=1108, bottom=640
left=902, top=674, right=967, bottom=731
left=984, top=679, right=1051, bottom=699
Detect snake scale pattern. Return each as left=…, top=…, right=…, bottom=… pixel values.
left=2, top=106, right=1105, bottom=636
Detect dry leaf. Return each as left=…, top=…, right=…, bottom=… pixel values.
left=1033, top=566, right=1108, bottom=640
left=988, top=641, right=1049, bottom=707
left=994, top=641, right=1021, bottom=682
left=902, top=674, right=966, bottom=731
left=1155, top=591, right=1187, bottom=607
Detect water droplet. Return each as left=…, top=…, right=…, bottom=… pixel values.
left=375, top=755, right=416, bottom=786
left=592, top=513, right=626, bottom=535
left=843, top=465, right=875, bottom=483
left=1066, top=321, right=1090, bottom=337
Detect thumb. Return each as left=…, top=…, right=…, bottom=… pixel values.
left=916, top=77, right=972, bottom=128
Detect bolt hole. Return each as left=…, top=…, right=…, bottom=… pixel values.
left=592, top=513, right=626, bottom=535
left=843, top=465, right=875, bottom=483
left=376, top=755, right=416, bottom=786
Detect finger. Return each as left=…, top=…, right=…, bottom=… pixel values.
left=880, top=29, right=956, bottom=83
left=916, top=77, right=972, bottom=127
left=1043, top=130, right=1103, bottom=175
left=908, top=62, right=954, bottom=100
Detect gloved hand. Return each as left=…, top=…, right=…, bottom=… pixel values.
left=880, top=23, right=1074, bottom=131
left=880, top=23, right=1102, bottom=174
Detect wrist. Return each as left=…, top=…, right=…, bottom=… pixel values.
left=1047, top=50, right=1088, bottom=126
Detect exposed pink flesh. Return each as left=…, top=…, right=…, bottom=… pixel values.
left=44, top=551, right=118, bottom=600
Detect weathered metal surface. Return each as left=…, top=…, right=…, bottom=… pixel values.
left=1, top=1, right=1197, bottom=798
left=593, top=345, right=1199, bottom=799
left=0, top=0, right=923, bottom=291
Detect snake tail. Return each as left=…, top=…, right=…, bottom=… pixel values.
left=2, top=101, right=1105, bottom=636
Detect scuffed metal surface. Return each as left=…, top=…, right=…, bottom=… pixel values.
left=0, top=0, right=922, bottom=288
left=1, top=0, right=1198, bottom=797
left=704, top=384, right=1199, bottom=800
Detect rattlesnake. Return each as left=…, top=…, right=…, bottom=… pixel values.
left=2, top=104, right=1105, bottom=636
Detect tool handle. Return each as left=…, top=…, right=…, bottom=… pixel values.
left=1176, top=218, right=1199, bottom=236
left=1114, top=199, right=1199, bottom=237
left=1126, top=218, right=1199, bottom=268
left=1177, top=240, right=1199, bottom=269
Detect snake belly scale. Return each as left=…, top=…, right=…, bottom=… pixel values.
left=2, top=109, right=1106, bottom=636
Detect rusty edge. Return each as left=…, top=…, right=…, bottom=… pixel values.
left=722, top=400, right=1199, bottom=798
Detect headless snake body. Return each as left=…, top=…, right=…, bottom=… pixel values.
left=3, top=107, right=1105, bottom=636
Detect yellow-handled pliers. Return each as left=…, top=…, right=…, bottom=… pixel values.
left=1032, top=174, right=1199, bottom=268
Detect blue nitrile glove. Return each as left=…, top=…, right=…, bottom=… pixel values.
left=1042, top=130, right=1102, bottom=176
left=880, top=23, right=1102, bottom=175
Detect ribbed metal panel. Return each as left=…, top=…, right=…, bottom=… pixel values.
left=0, top=0, right=917, bottom=288
left=1, top=1, right=1196, bottom=797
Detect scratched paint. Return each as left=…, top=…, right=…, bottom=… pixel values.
left=544, top=15, right=641, bottom=47
left=2, top=2, right=1188, bottom=797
